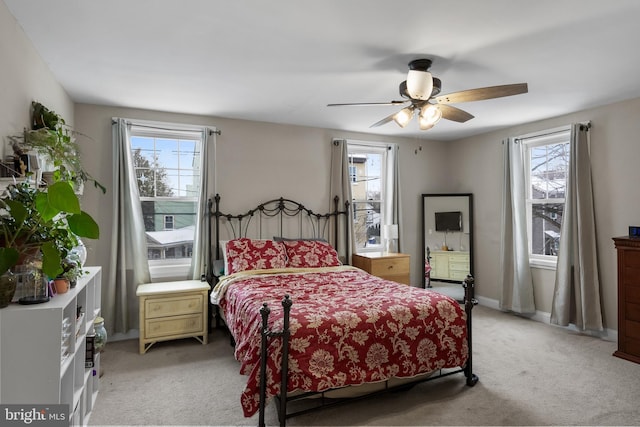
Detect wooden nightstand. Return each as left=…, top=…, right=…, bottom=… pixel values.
left=352, top=252, right=411, bottom=285
left=137, top=280, right=211, bottom=354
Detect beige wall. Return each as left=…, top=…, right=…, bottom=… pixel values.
left=0, top=0, right=73, bottom=159
left=74, top=104, right=447, bottom=291
left=449, top=97, right=640, bottom=331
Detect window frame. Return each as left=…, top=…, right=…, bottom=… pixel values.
left=347, top=141, right=389, bottom=253
left=163, top=215, right=174, bottom=230
left=521, top=125, right=571, bottom=269
left=128, top=122, right=206, bottom=280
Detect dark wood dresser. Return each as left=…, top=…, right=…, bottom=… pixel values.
left=612, top=236, right=640, bottom=364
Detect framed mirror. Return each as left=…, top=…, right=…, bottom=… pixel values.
left=421, top=193, right=474, bottom=290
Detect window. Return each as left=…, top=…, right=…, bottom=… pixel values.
left=164, top=215, right=174, bottom=230
left=347, top=143, right=388, bottom=251
left=129, top=124, right=204, bottom=277
left=522, top=127, right=570, bottom=267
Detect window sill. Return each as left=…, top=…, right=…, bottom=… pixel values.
left=530, top=258, right=557, bottom=270
left=149, top=260, right=191, bottom=282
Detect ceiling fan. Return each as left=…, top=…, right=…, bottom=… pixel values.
left=327, top=59, right=528, bottom=130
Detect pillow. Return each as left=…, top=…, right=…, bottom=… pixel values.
left=273, top=236, right=328, bottom=242
left=225, top=238, right=287, bottom=274
left=282, top=240, right=342, bottom=268
left=218, top=240, right=230, bottom=276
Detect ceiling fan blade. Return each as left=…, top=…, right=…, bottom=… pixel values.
left=327, top=100, right=407, bottom=107
left=434, top=83, right=528, bottom=104
left=438, top=104, right=474, bottom=123
left=370, top=112, right=397, bottom=128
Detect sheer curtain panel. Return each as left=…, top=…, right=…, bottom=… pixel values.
left=108, top=118, right=151, bottom=335
left=551, top=123, right=603, bottom=331
left=188, top=128, right=213, bottom=280
left=330, top=139, right=354, bottom=257
left=500, top=137, right=536, bottom=314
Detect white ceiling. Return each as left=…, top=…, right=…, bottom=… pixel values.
left=5, top=0, right=640, bottom=141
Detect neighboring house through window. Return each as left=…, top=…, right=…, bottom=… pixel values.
left=522, top=126, right=571, bottom=267
left=164, top=215, right=174, bottom=230
left=129, top=123, right=204, bottom=277
left=347, top=142, right=389, bottom=252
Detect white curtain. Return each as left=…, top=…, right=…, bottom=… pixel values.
left=384, top=144, right=403, bottom=252
left=188, top=128, right=214, bottom=280
left=551, top=123, right=603, bottom=331
left=108, top=118, right=151, bottom=335
left=331, top=139, right=401, bottom=257
left=500, top=137, right=536, bottom=314
left=329, top=139, right=354, bottom=257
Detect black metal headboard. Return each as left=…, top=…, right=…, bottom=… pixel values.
left=207, top=194, right=350, bottom=281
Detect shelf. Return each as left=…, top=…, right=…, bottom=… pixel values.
left=0, top=267, right=102, bottom=426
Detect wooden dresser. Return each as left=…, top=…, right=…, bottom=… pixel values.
left=137, top=280, right=210, bottom=354
left=612, top=236, right=640, bottom=364
left=352, top=252, right=410, bottom=285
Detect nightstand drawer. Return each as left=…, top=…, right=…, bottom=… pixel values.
left=352, top=252, right=411, bottom=285
left=145, top=294, right=204, bottom=319
left=369, top=257, right=409, bottom=276
left=145, top=314, right=203, bottom=339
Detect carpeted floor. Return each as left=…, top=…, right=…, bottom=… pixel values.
left=89, top=305, right=640, bottom=426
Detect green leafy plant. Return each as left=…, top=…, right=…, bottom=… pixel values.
left=8, top=101, right=106, bottom=193
left=59, top=254, right=86, bottom=282
left=0, top=181, right=99, bottom=278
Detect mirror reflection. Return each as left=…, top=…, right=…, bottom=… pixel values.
left=421, top=194, right=474, bottom=293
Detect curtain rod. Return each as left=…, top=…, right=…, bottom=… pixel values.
left=514, top=122, right=591, bottom=143
left=112, top=118, right=221, bottom=136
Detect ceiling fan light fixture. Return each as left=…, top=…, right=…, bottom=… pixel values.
left=393, top=106, right=414, bottom=128
left=419, top=105, right=442, bottom=130
left=406, top=70, right=433, bottom=100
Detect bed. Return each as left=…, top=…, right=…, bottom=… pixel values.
left=207, top=195, right=477, bottom=426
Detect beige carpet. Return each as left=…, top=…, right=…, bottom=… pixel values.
left=89, top=305, right=640, bottom=426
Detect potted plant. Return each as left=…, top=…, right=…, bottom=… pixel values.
left=59, top=253, right=86, bottom=288
left=1, top=101, right=103, bottom=305
left=8, top=101, right=106, bottom=194
left=0, top=181, right=100, bottom=297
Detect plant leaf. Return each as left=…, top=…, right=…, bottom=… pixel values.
left=41, top=241, right=62, bottom=278
left=4, top=199, right=28, bottom=225
left=47, top=182, right=80, bottom=214
left=67, top=211, right=100, bottom=239
left=35, top=191, right=59, bottom=222
left=0, top=247, right=19, bottom=277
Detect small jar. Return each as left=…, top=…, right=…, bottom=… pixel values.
left=94, top=316, right=107, bottom=352
left=0, top=270, right=17, bottom=308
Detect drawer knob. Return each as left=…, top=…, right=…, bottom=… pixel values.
left=388, top=265, right=394, bottom=270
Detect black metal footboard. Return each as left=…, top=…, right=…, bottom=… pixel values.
left=258, top=276, right=478, bottom=427
left=258, top=295, right=292, bottom=427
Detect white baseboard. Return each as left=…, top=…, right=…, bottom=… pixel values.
left=110, top=329, right=139, bottom=342
left=475, top=296, right=617, bottom=343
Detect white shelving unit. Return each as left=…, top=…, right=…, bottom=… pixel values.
left=0, top=266, right=101, bottom=426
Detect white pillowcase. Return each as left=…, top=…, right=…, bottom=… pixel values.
left=219, top=240, right=229, bottom=276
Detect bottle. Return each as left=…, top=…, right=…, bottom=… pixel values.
left=94, top=316, right=107, bottom=353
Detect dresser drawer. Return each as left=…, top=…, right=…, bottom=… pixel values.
left=145, top=294, right=204, bottom=319
left=626, top=301, right=640, bottom=323
left=145, top=314, right=203, bottom=339
left=449, top=270, right=469, bottom=280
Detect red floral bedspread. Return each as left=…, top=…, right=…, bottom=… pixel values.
left=213, top=266, right=468, bottom=417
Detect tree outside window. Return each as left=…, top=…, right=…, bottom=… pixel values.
left=525, top=130, right=570, bottom=262
left=130, top=131, right=202, bottom=262
left=347, top=144, right=387, bottom=251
